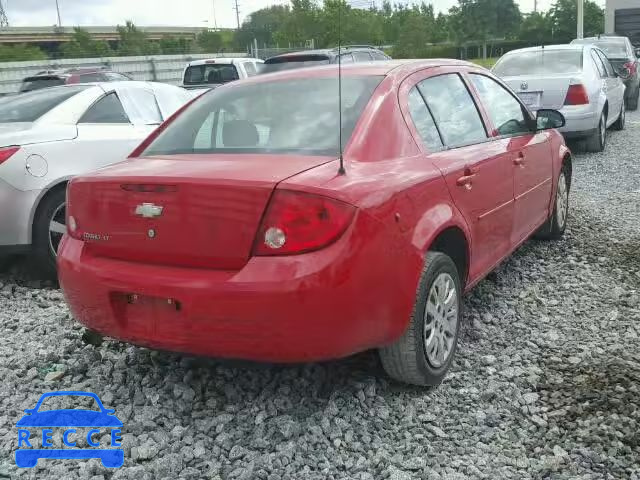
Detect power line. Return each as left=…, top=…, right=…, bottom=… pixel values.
left=0, top=0, right=8, bottom=28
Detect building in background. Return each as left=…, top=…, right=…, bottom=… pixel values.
left=606, top=0, right=640, bottom=45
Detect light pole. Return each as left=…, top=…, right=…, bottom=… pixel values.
left=576, top=0, right=584, bottom=39
left=212, top=0, right=218, bottom=30
left=55, top=0, right=62, bottom=27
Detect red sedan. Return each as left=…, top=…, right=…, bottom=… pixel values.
left=58, top=60, right=572, bottom=386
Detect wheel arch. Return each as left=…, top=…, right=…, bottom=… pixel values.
left=28, top=177, right=71, bottom=242
left=427, top=225, right=470, bottom=289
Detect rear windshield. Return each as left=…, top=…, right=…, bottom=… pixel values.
left=0, top=86, right=88, bottom=122
left=493, top=50, right=583, bottom=76
left=262, top=55, right=331, bottom=73
left=20, top=76, right=66, bottom=92
left=573, top=39, right=628, bottom=57
left=183, top=64, right=239, bottom=85
left=142, top=75, right=382, bottom=157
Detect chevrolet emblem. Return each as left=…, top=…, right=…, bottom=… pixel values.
left=135, top=203, right=163, bottom=218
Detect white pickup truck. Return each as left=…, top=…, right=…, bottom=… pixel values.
left=181, top=58, right=264, bottom=92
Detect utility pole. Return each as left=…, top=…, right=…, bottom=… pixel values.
left=534, top=0, right=537, bottom=13
left=212, top=0, right=218, bottom=29
left=576, top=0, right=584, bottom=39
left=0, top=0, right=9, bottom=28
left=233, top=0, right=240, bottom=30
left=55, top=0, right=62, bottom=27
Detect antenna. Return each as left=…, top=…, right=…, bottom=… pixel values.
left=0, top=0, right=9, bottom=28
left=337, top=0, right=345, bottom=175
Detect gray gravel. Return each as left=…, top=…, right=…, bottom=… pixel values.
left=1, top=113, right=639, bottom=479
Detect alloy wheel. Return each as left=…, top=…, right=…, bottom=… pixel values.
left=423, top=272, right=458, bottom=368
left=556, top=172, right=568, bottom=230
left=49, top=202, right=66, bottom=258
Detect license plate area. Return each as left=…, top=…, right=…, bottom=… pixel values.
left=517, top=91, right=542, bottom=109
left=110, top=292, right=182, bottom=336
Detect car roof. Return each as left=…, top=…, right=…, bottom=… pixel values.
left=187, top=57, right=258, bottom=66
left=26, top=67, right=111, bottom=78
left=503, top=44, right=586, bottom=56
left=231, top=58, right=477, bottom=85
left=574, top=35, right=627, bottom=43
left=267, top=46, right=385, bottom=60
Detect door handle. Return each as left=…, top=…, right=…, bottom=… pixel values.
left=456, top=167, right=477, bottom=188
left=513, top=152, right=525, bottom=166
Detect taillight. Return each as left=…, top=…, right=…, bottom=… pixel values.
left=564, top=84, right=589, bottom=105
left=128, top=95, right=199, bottom=158
left=0, top=146, right=20, bottom=165
left=624, top=61, right=637, bottom=76
left=253, top=190, right=356, bottom=256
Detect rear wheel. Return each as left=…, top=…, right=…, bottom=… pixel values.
left=536, top=167, right=569, bottom=240
left=628, top=85, right=639, bottom=111
left=379, top=252, right=462, bottom=386
left=613, top=101, right=625, bottom=130
left=585, top=111, right=606, bottom=152
left=33, top=188, right=66, bottom=279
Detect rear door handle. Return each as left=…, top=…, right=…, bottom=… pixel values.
left=513, top=152, right=525, bottom=166
left=456, top=167, right=477, bottom=188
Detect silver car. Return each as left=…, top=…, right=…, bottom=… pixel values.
left=492, top=44, right=626, bottom=152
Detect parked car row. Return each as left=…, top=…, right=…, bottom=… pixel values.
left=492, top=35, right=635, bottom=152
left=2, top=44, right=591, bottom=386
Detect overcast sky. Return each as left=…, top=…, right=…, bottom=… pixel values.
left=4, top=0, right=605, bottom=30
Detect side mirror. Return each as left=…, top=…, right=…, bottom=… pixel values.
left=635, top=48, right=640, bottom=57
left=536, top=109, right=565, bottom=130
left=618, top=66, right=632, bottom=80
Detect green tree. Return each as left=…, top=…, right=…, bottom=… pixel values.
left=61, top=27, right=112, bottom=58
left=548, top=0, right=603, bottom=43
left=197, top=30, right=224, bottom=53
left=117, top=21, right=160, bottom=56
left=0, top=44, right=47, bottom=62
left=519, top=12, right=553, bottom=44
left=457, top=0, right=522, bottom=57
left=159, top=36, right=192, bottom=54
left=235, top=5, right=290, bottom=49
left=393, top=12, right=430, bottom=58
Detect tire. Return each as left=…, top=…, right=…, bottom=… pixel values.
left=613, top=101, right=625, bottom=131
left=585, top=111, right=606, bottom=152
left=536, top=166, right=570, bottom=240
left=379, top=252, right=462, bottom=386
left=32, top=188, right=66, bottom=279
left=627, top=85, right=639, bottom=111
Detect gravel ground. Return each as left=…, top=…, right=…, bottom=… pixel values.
left=1, top=113, right=639, bottom=480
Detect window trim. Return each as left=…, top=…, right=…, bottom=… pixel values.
left=594, top=48, right=615, bottom=77
left=591, top=50, right=607, bottom=78
left=465, top=72, right=536, bottom=141
left=77, top=92, right=131, bottom=125
left=416, top=72, right=491, bottom=150
left=407, top=85, right=445, bottom=153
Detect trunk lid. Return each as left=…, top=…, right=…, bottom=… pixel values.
left=69, top=154, right=335, bottom=269
left=502, top=75, right=579, bottom=110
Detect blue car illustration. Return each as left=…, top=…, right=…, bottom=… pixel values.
left=15, top=391, right=123, bottom=468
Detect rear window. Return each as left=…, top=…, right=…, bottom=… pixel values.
left=493, top=50, right=583, bottom=76
left=142, top=75, right=382, bottom=157
left=573, top=39, right=628, bottom=57
left=183, top=64, right=239, bottom=85
left=262, top=55, right=331, bottom=73
left=19, top=76, right=66, bottom=92
left=0, top=86, right=88, bottom=123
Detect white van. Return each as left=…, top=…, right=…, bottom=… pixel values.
left=181, top=58, right=264, bottom=91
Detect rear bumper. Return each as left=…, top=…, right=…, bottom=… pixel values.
left=557, top=105, right=599, bottom=136
left=57, top=214, right=420, bottom=362
left=0, top=178, right=38, bottom=247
